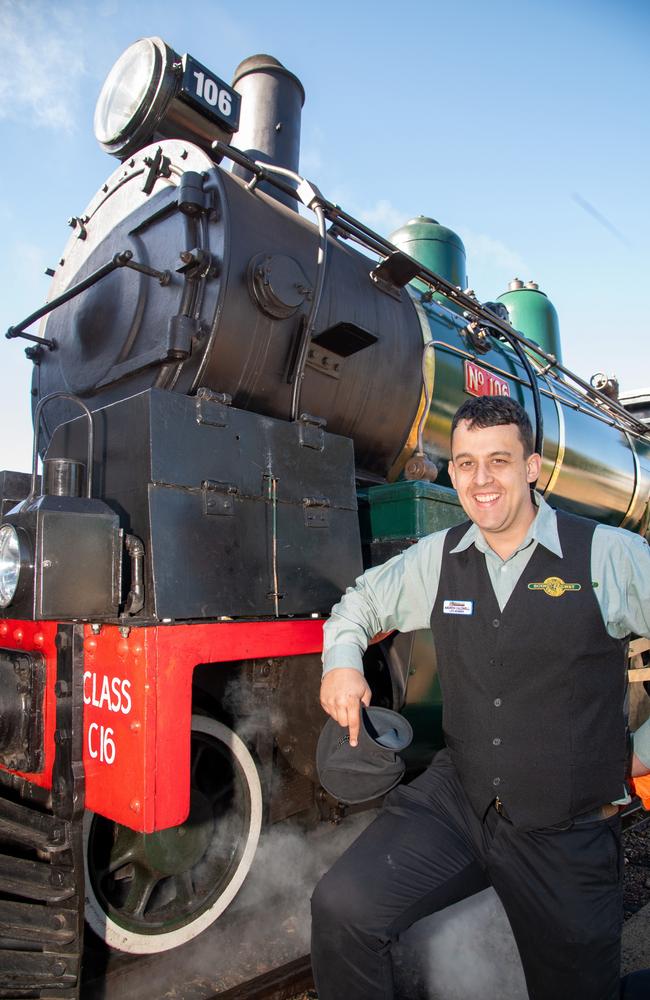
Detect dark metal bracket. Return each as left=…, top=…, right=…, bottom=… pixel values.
left=369, top=251, right=420, bottom=300
left=142, top=145, right=172, bottom=195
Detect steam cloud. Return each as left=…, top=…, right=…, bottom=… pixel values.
left=395, top=888, right=527, bottom=1000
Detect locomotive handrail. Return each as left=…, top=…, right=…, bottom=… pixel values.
left=213, top=141, right=647, bottom=438
left=28, top=392, right=95, bottom=501
left=6, top=251, right=171, bottom=350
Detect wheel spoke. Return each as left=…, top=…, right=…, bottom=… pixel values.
left=175, top=869, right=196, bottom=906
left=190, top=741, right=207, bottom=785
left=91, top=823, right=139, bottom=881
left=105, top=849, right=137, bottom=877
left=120, top=866, right=160, bottom=918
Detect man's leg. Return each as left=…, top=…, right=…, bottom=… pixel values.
left=311, top=750, right=490, bottom=1000
left=487, top=813, right=623, bottom=1000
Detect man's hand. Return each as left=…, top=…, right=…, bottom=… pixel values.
left=320, top=668, right=372, bottom=747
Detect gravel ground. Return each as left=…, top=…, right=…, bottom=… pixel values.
left=623, top=814, right=650, bottom=918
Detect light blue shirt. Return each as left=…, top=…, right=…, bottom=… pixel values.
left=323, top=493, right=650, bottom=766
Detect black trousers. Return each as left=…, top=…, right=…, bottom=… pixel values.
left=311, top=749, right=623, bottom=1000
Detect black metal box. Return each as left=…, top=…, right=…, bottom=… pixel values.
left=50, top=389, right=362, bottom=621
left=0, top=470, right=35, bottom=516
left=4, top=495, right=122, bottom=620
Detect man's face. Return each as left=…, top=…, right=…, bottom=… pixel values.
left=448, top=420, right=542, bottom=548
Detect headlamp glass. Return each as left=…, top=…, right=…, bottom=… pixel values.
left=0, top=524, right=20, bottom=608
left=93, top=38, right=158, bottom=146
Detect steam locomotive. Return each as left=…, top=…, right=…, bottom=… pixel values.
left=1, top=35, right=648, bottom=996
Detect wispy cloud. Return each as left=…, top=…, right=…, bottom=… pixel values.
left=0, top=0, right=88, bottom=130
left=458, top=228, right=530, bottom=281
left=358, top=199, right=408, bottom=237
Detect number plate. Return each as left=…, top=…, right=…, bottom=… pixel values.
left=464, top=360, right=511, bottom=398
left=179, top=54, right=241, bottom=134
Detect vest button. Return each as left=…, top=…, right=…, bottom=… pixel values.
left=494, top=698, right=502, bottom=707
left=492, top=777, right=501, bottom=786
left=492, top=618, right=500, bottom=628
left=492, top=737, right=502, bottom=746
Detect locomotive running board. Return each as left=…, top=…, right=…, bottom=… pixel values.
left=0, top=625, right=85, bottom=999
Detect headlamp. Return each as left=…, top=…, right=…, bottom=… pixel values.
left=0, top=524, right=21, bottom=608
left=93, top=37, right=240, bottom=160
left=94, top=38, right=160, bottom=151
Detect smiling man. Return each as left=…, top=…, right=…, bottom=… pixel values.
left=311, top=396, right=650, bottom=1000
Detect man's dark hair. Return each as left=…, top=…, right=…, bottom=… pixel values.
left=450, top=397, right=535, bottom=457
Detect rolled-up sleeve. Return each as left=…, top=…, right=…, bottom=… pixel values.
left=592, top=527, right=650, bottom=639
left=322, top=529, right=449, bottom=675
left=595, top=528, right=650, bottom=767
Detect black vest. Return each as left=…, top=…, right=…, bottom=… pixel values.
left=431, top=510, right=627, bottom=831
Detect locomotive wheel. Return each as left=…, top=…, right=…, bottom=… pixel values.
left=83, top=715, right=263, bottom=953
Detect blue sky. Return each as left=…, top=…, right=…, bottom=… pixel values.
left=1, top=0, right=648, bottom=472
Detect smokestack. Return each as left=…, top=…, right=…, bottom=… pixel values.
left=231, top=55, right=305, bottom=210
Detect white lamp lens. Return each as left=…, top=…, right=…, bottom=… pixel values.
left=0, top=524, right=20, bottom=608
left=94, top=38, right=158, bottom=145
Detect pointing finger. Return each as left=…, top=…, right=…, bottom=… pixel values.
left=348, top=696, right=361, bottom=747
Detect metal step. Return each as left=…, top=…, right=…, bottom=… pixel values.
left=0, top=899, right=77, bottom=947
left=0, top=950, right=78, bottom=990
left=0, top=796, right=67, bottom=854
left=0, top=855, right=75, bottom=904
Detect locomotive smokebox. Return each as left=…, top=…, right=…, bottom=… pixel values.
left=231, top=54, right=305, bottom=210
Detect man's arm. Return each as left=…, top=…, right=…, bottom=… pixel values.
left=593, top=528, right=650, bottom=778
left=631, top=747, right=650, bottom=777
left=321, top=530, right=448, bottom=744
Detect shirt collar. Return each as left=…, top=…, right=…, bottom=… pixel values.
left=450, top=491, right=563, bottom=559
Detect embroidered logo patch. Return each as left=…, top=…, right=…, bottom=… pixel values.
left=443, top=600, right=474, bottom=615
left=527, top=576, right=582, bottom=598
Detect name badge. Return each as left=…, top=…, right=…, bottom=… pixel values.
left=443, top=600, right=474, bottom=616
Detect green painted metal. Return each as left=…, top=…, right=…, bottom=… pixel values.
left=361, top=481, right=466, bottom=541
left=389, top=216, right=467, bottom=313
left=497, top=281, right=563, bottom=364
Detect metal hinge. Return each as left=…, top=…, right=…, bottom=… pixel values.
left=202, top=479, right=238, bottom=516
left=298, top=412, right=326, bottom=451
left=303, top=496, right=330, bottom=527
left=195, top=387, right=232, bottom=427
